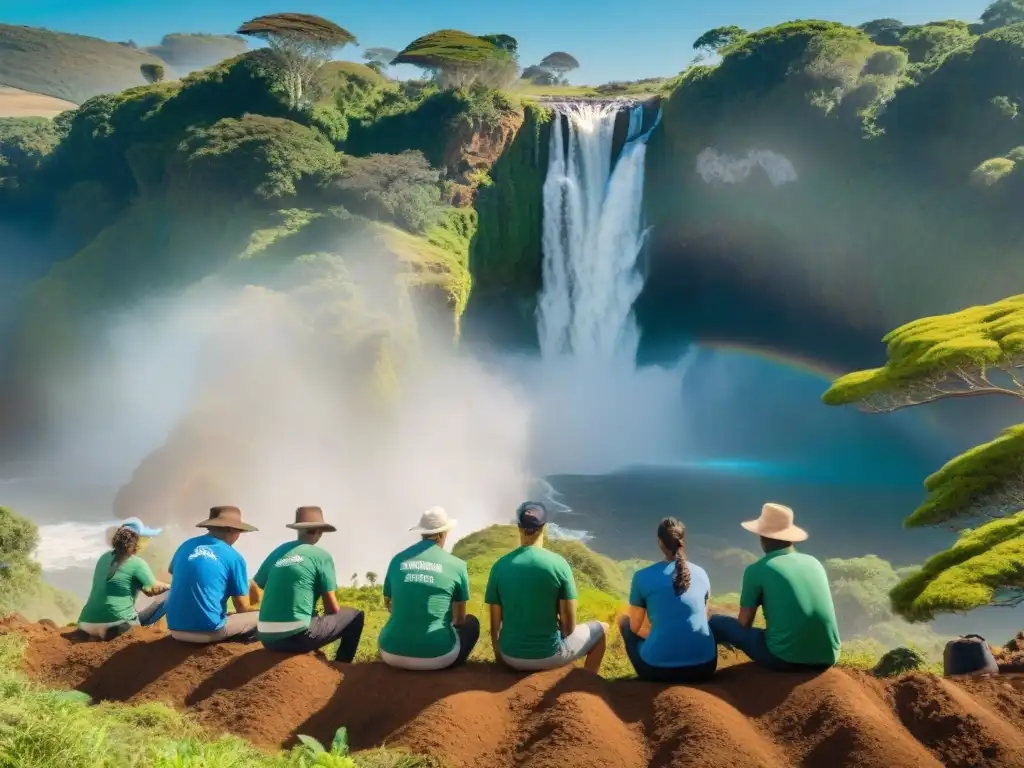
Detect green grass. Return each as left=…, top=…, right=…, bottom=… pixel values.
left=0, top=25, right=172, bottom=104
left=509, top=77, right=674, bottom=101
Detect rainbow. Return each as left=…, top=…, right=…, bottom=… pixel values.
left=696, top=341, right=848, bottom=383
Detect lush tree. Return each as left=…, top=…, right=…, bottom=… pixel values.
left=479, top=34, right=518, bottom=57
left=692, top=26, right=747, bottom=55
left=858, top=18, right=906, bottom=46
left=982, top=0, right=1024, bottom=31
left=140, top=63, right=165, bottom=83
left=336, top=150, right=445, bottom=232
left=824, top=295, right=1024, bottom=620
left=168, top=115, right=342, bottom=202
left=0, top=118, right=61, bottom=188
left=146, top=33, right=248, bottom=73
left=365, top=571, right=378, bottom=586
left=362, top=47, right=398, bottom=74
left=393, top=30, right=515, bottom=90
left=900, top=23, right=975, bottom=65
left=521, top=64, right=557, bottom=85
left=236, top=13, right=357, bottom=109
left=0, top=506, right=79, bottom=624
left=538, top=51, right=580, bottom=81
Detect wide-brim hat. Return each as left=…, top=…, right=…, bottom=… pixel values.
left=285, top=506, right=337, bottom=532
left=410, top=506, right=457, bottom=535
left=740, top=502, right=807, bottom=542
left=196, top=505, right=258, bottom=532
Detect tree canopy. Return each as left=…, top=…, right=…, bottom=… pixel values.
left=858, top=19, right=905, bottom=46
left=822, top=294, right=1024, bottom=413
left=692, top=25, right=747, bottom=55
left=982, top=0, right=1024, bottom=31
left=335, top=150, right=445, bottom=233
left=538, top=51, right=580, bottom=74
left=392, top=30, right=516, bottom=89
left=140, top=63, right=165, bottom=83
left=889, top=512, right=1024, bottom=621
left=237, top=13, right=357, bottom=109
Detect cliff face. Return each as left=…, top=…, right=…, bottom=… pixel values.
left=442, top=109, right=525, bottom=206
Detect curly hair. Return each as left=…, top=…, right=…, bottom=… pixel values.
left=108, top=526, right=140, bottom=579
left=656, top=517, right=691, bottom=595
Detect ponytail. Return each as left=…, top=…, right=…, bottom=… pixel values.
left=657, top=517, right=691, bottom=596
left=108, top=527, right=140, bottom=579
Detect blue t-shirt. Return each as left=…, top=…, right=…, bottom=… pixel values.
left=629, top=560, right=716, bottom=667
left=166, top=535, right=249, bottom=633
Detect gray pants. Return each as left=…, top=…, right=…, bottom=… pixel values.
left=170, top=612, right=259, bottom=644
left=502, top=620, right=606, bottom=671
left=78, top=593, right=168, bottom=640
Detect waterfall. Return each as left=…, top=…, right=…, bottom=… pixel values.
left=537, top=101, right=661, bottom=366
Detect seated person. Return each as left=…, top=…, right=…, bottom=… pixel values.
left=379, top=507, right=478, bottom=670
left=485, top=502, right=607, bottom=673
left=77, top=518, right=170, bottom=640
left=618, top=517, right=717, bottom=683
left=708, top=503, right=841, bottom=672
left=255, top=507, right=364, bottom=662
left=165, top=506, right=260, bottom=644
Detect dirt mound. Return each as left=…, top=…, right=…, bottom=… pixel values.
left=7, top=617, right=1024, bottom=768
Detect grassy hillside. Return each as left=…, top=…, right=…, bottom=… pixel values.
left=0, top=25, right=172, bottom=104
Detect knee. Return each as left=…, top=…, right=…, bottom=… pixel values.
left=596, top=621, right=609, bottom=638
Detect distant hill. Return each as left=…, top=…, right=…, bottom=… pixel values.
left=0, top=25, right=172, bottom=104
left=0, top=86, right=76, bottom=118
left=0, top=26, right=250, bottom=106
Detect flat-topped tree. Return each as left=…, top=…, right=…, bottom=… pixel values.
left=236, top=13, right=357, bottom=109
left=692, top=26, right=747, bottom=56
left=140, top=63, right=165, bottom=83
left=538, top=51, right=580, bottom=83
left=823, top=294, right=1024, bottom=414
left=362, top=47, right=398, bottom=74
left=823, top=294, right=1024, bottom=621
left=392, top=29, right=511, bottom=89
left=889, top=512, right=1024, bottom=621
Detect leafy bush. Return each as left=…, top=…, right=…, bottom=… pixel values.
left=873, top=646, right=929, bottom=677
left=0, top=118, right=60, bottom=188
left=169, top=115, right=341, bottom=202
left=309, top=104, right=348, bottom=143
left=335, top=150, right=444, bottom=232
left=971, top=156, right=1016, bottom=185
left=0, top=507, right=80, bottom=625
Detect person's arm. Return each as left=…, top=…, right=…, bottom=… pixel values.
left=557, top=561, right=579, bottom=638
left=142, top=581, right=170, bottom=597
left=229, top=555, right=257, bottom=614
left=382, top=562, right=393, bottom=614
left=133, top=558, right=168, bottom=597
left=737, top=566, right=761, bottom=629
left=451, top=562, right=470, bottom=626
left=705, top=592, right=711, bottom=619
left=489, top=603, right=502, bottom=653
left=627, top=572, right=648, bottom=636
left=318, top=556, right=339, bottom=615
left=484, top=568, right=501, bottom=653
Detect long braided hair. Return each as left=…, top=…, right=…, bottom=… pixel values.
left=108, top=526, right=140, bottom=579
left=657, top=517, right=691, bottom=595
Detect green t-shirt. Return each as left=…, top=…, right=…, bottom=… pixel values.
left=484, top=545, right=578, bottom=660
left=379, top=540, right=470, bottom=658
left=78, top=552, right=156, bottom=624
left=740, top=547, right=841, bottom=666
left=254, top=542, right=338, bottom=642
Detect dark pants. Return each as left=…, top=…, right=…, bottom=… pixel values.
left=619, top=620, right=717, bottom=683
left=263, top=609, right=365, bottom=662
left=709, top=615, right=830, bottom=672
left=452, top=615, right=480, bottom=667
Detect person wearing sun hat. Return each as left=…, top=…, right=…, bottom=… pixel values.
left=485, top=501, right=608, bottom=673
left=378, top=506, right=479, bottom=670
left=77, top=517, right=171, bottom=640
left=165, top=506, right=261, bottom=644
left=254, top=506, right=365, bottom=661
left=708, top=502, right=841, bottom=671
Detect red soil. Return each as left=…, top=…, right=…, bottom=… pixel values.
left=7, top=617, right=1024, bottom=768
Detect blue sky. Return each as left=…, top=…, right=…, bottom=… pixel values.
left=0, top=0, right=992, bottom=83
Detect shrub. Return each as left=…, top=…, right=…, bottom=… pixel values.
left=970, top=156, right=1016, bottom=185
left=335, top=150, right=445, bottom=232
left=873, top=646, right=928, bottom=677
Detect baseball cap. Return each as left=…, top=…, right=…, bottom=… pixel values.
left=119, top=517, right=163, bottom=538
left=516, top=501, right=548, bottom=532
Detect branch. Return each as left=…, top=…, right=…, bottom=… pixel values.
left=856, top=360, right=1024, bottom=414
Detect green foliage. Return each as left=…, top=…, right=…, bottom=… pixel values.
left=971, top=155, right=1016, bottom=185
left=469, top=104, right=549, bottom=295
left=822, top=295, right=1024, bottom=411
left=0, top=118, right=60, bottom=187
left=140, top=63, right=165, bottom=84
left=858, top=19, right=906, bottom=46
left=890, top=512, right=1024, bottom=620
left=393, top=30, right=515, bottom=90
left=982, top=0, right=1024, bottom=31
left=900, top=23, right=975, bottom=65
left=693, top=26, right=747, bottom=54
left=0, top=507, right=79, bottom=625
left=308, top=104, right=349, bottom=144
left=873, top=646, right=929, bottom=677
left=169, top=115, right=341, bottom=202
left=236, top=14, right=357, bottom=48
left=0, top=24, right=172, bottom=103
left=336, top=151, right=444, bottom=232
left=538, top=51, right=580, bottom=75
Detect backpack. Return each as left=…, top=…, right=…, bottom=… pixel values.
left=943, top=634, right=999, bottom=677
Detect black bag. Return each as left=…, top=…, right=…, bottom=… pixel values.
left=943, top=634, right=999, bottom=676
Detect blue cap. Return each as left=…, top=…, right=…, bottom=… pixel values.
left=119, top=517, right=163, bottom=537
left=516, top=501, right=548, bottom=532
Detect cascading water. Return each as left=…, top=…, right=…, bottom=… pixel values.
left=526, top=100, right=686, bottom=483
left=537, top=101, right=662, bottom=366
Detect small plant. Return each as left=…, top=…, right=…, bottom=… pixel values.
left=873, top=646, right=927, bottom=678
left=293, top=727, right=357, bottom=767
